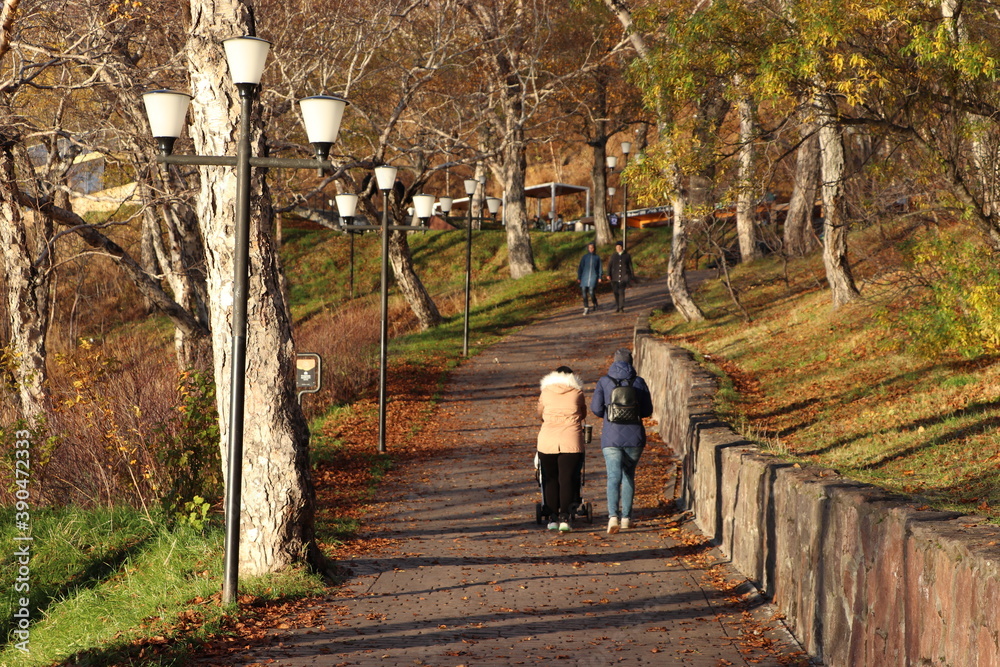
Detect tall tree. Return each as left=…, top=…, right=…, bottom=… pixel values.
left=734, top=83, right=761, bottom=262
left=784, top=122, right=820, bottom=256
left=603, top=0, right=708, bottom=321
left=185, top=0, right=317, bottom=574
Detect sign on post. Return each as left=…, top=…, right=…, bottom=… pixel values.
left=295, top=353, right=321, bottom=405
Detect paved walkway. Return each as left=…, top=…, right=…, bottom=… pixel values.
left=240, top=276, right=808, bottom=666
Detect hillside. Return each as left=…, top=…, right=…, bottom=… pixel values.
left=651, top=220, right=1000, bottom=523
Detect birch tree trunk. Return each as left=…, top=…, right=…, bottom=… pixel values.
left=785, top=123, right=820, bottom=256
left=668, top=189, right=705, bottom=321
left=602, top=0, right=702, bottom=318
left=134, top=168, right=213, bottom=370
left=500, top=126, right=535, bottom=278
left=816, top=92, right=860, bottom=307
left=735, top=90, right=760, bottom=262
left=0, top=139, right=50, bottom=422
left=186, top=0, right=317, bottom=574
left=389, top=229, right=441, bottom=330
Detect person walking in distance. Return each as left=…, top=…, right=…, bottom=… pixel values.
left=591, top=348, right=653, bottom=534
left=577, top=242, right=603, bottom=315
left=537, top=366, right=587, bottom=532
left=607, top=241, right=634, bottom=313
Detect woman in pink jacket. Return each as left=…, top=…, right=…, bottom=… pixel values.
left=537, top=366, right=587, bottom=532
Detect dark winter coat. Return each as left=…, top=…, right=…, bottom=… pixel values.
left=590, top=360, right=653, bottom=449
left=607, top=250, right=634, bottom=285
left=578, top=251, right=603, bottom=288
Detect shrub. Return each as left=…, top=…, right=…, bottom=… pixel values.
left=884, top=229, right=1000, bottom=358
left=151, top=369, right=222, bottom=523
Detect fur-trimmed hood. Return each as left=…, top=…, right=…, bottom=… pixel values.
left=540, top=370, right=584, bottom=391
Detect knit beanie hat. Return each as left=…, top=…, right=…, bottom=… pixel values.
left=614, top=348, right=632, bottom=364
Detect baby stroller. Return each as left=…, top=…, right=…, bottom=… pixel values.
left=534, top=452, right=594, bottom=525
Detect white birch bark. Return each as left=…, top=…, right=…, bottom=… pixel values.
left=735, top=88, right=760, bottom=262
left=816, top=92, right=860, bottom=307
left=0, top=141, right=50, bottom=422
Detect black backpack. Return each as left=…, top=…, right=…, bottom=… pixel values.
left=606, top=377, right=640, bottom=424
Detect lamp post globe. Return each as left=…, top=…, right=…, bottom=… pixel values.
left=375, top=165, right=398, bottom=191
left=413, top=193, right=435, bottom=223
left=299, top=95, right=348, bottom=162
left=223, top=36, right=271, bottom=89
left=335, top=193, right=358, bottom=219
left=142, top=90, right=192, bottom=156
left=438, top=196, right=453, bottom=217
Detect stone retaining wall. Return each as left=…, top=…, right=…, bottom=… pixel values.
left=634, top=318, right=1000, bottom=667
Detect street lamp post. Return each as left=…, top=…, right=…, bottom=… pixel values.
left=374, top=166, right=397, bottom=455
left=462, top=178, right=477, bottom=357
left=620, top=141, right=631, bottom=251
left=368, top=168, right=430, bottom=453
left=142, top=36, right=348, bottom=606
left=335, top=193, right=359, bottom=299
left=605, top=154, right=618, bottom=235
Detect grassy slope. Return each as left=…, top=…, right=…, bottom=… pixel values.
left=651, top=222, right=1000, bottom=521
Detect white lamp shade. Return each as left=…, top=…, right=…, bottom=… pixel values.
left=413, top=194, right=435, bottom=219
left=335, top=193, right=358, bottom=218
left=223, top=36, right=271, bottom=85
left=605, top=155, right=618, bottom=169
left=621, top=141, right=632, bottom=155
left=438, top=197, right=453, bottom=213
left=463, top=178, right=478, bottom=195
left=299, top=96, right=347, bottom=144
left=608, top=187, right=616, bottom=196
left=142, top=90, right=191, bottom=138
left=486, top=197, right=502, bottom=214
left=375, top=165, right=397, bottom=191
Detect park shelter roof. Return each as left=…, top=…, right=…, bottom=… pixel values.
left=523, top=182, right=589, bottom=198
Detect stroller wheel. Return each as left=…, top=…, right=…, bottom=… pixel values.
left=535, top=502, right=543, bottom=525
left=584, top=502, right=594, bottom=524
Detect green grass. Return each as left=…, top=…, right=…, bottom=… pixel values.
left=0, top=505, right=325, bottom=666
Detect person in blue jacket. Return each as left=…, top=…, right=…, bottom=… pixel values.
left=590, top=347, right=654, bottom=534
left=577, top=242, right=603, bottom=315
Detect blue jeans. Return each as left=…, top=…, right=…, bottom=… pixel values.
left=603, top=446, right=643, bottom=519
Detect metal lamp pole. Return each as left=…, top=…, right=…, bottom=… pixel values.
left=605, top=154, right=618, bottom=236
left=335, top=193, right=359, bottom=299
left=142, top=36, right=348, bottom=606
left=369, top=169, right=433, bottom=453
left=373, top=166, right=397, bottom=454
left=461, top=178, right=477, bottom=356
left=621, top=141, right=631, bottom=251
